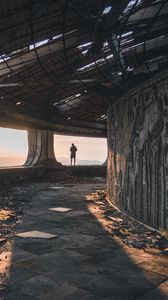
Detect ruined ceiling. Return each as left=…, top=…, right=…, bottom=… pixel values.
left=0, top=0, right=167, bottom=131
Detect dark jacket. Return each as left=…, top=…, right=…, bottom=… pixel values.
left=70, top=145, right=77, bottom=157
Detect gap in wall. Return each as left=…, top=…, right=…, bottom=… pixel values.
left=54, top=134, right=107, bottom=165
left=0, top=128, right=28, bottom=167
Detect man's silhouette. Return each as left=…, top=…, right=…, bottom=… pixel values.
left=70, top=143, right=77, bottom=166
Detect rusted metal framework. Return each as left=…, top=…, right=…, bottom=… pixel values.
left=0, top=0, right=167, bottom=130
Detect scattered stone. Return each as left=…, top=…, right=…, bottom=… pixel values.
left=88, top=189, right=168, bottom=251
left=0, top=181, right=168, bottom=299
left=0, top=239, right=7, bottom=247
left=144, top=248, right=161, bottom=255
left=129, top=240, right=145, bottom=249
left=159, top=248, right=168, bottom=256
left=108, top=216, right=123, bottom=223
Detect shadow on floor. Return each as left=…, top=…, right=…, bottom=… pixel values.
left=1, top=182, right=168, bottom=300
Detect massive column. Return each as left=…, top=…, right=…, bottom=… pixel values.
left=107, top=74, right=168, bottom=229
left=25, top=129, right=61, bottom=166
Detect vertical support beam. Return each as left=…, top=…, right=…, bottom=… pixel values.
left=25, top=129, right=61, bottom=166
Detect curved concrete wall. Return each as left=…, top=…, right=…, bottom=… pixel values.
left=107, top=74, right=168, bottom=229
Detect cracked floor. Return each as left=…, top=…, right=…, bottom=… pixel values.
left=0, top=181, right=168, bottom=300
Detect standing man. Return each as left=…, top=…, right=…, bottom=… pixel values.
left=70, top=143, right=77, bottom=166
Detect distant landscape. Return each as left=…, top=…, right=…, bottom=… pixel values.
left=58, top=157, right=102, bottom=166
left=0, top=155, right=103, bottom=167
left=0, top=155, right=26, bottom=167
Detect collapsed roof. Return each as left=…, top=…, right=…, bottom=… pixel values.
left=0, top=0, right=167, bottom=130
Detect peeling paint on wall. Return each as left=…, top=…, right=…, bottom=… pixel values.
left=107, top=78, right=168, bottom=229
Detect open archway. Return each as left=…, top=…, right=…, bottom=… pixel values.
left=0, top=128, right=28, bottom=167
left=54, top=134, right=107, bottom=166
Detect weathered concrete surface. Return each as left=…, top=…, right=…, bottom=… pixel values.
left=0, top=102, right=106, bottom=138
left=0, top=166, right=106, bottom=186
left=25, top=130, right=60, bottom=166
left=67, top=165, right=107, bottom=177
left=107, top=74, right=168, bottom=229
left=1, top=182, right=168, bottom=300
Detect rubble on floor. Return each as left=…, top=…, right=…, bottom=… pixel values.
left=0, top=181, right=168, bottom=299
left=87, top=190, right=168, bottom=253
left=0, top=179, right=105, bottom=246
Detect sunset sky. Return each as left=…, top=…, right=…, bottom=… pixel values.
left=0, top=128, right=107, bottom=166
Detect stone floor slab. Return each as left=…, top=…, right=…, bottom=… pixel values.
left=20, top=275, right=100, bottom=300
left=49, top=186, right=63, bottom=190
left=67, top=210, right=90, bottom=216
left=15, top=230, right=58, bottom=239
left=12, top=249, right=37, bottom=263
left=48, top=207, right=72, bottom=212
left=135, top=280, right=168, bottom=300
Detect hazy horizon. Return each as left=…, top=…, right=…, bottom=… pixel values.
left=0, top=154, right=103, bottom=167
left=0, top=128, right=107, bottom=167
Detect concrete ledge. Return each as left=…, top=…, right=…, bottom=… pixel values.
left=65, top=165, right=107, bottom=177
left=0, top=165, right=106, bottom=185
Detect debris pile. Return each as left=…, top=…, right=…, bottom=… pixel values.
left=87, top=189, right=168, bottom=253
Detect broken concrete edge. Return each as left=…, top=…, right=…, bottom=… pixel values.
left=0, top=166, right=106, bottom=186
left=0, top=101, right=107, bottom=137
left=105, top=196, right=160, bottom=234
left=88, top=190, right=168, bottom=251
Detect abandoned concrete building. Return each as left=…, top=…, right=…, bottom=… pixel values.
left=0, top=0, right=168, bottom=299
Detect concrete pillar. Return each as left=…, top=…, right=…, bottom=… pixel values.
left=25, top=129, right=61, bottom=166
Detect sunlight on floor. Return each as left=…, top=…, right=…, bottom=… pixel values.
left=85, top=190, right=168, bottom=298
left=0, top=240, right=13, bottom=292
